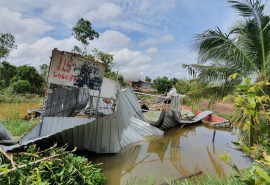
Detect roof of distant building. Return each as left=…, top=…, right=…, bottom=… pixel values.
left=119, top=73, right=143, bottom=82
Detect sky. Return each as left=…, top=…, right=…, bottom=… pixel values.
left=1, top=0, right=270, bottom=80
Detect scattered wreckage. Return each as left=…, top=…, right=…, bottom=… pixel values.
left=0, top=49, right=228, bottom=153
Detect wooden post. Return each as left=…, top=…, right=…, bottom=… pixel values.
left=212, top=130, right=216, bottom=142
left=147, top=99, right=155, bottom=111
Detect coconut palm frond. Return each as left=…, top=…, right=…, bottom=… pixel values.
left=182, top=64, right=242, bottom=82
left=231, top=107, right=255, bottom=146
left=229, top=0, right=264, bottom=21
left=183, top=0, right=270, bottom=146
left=229, top=0, right=270, bottom=78
left=191, top=28, right=261, bottom=77
left=186, top=83, right=237, bottom=103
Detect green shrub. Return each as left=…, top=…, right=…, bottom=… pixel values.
left=11, top=80, right=32, bottom=93
left=0, top=145, right=108, bottom=184
left=0, top=88, right=42, bottom=103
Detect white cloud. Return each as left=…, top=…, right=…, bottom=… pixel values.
left=139, top=35, right=174, bottom=47
left=84, top=3, right=122, bottom=20
left=85, top=30, right=131, bottom=53
left=42, top=0, right=105, bottom=24
left=8, top=30, right=131, bottom=67
left=0, top=7, right=53, bottom=44
left=144, top=47, right=157, bottom=54
left=8, top=37, right=81, bottom=66
left=113, top=48, right=151, bottom=67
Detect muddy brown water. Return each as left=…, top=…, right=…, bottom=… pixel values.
left=83, top=124, right=252, bottom=185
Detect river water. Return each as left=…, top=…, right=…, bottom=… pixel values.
left=85, top=124, right=252, bottom=185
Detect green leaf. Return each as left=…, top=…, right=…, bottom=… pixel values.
left=263, top=140, right=268, bottom=146
left=232, top=141, right=241, bottom=147
left=0, top=168, right=10, bottom=172
left=237, top=85, right=249, bottom=90
left=255, top=166, right=270, bottom=183
left=241, top=145, right=251, bottom=153
left=266, top=145, right=270, bottom=154
left=229, top=73, right=239, bottom=79
left=261, top=123, right=268, bottom=134
left=247, top=96, right=256, bottom=107
left=71, top=147, right=77, bottom=152
left=245, top=77, right=251, bottom=87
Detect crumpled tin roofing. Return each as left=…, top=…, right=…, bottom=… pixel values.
left=0, top=122, right=15, bottom=144
left=171, top=95, right=185, bottom=123
left=1, top=88, right=163, bottom=153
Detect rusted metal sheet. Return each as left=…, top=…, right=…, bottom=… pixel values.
left=47, top=49, right=105, bottom=90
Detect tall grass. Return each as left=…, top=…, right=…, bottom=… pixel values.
left=0, top=88, right=43, bottom=103
left=0, top=100, right=42, bottom=138
left=1, top=118, right=38, bottom=138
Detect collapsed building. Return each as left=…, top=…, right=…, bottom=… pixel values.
left=0, top=49, right=217, bottom=153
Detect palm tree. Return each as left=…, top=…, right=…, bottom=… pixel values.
left=183, top=0, right=270, bottom=145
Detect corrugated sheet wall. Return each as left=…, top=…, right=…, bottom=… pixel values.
left=171, top=95, right=185, bottom=123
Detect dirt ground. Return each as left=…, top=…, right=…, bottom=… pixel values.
left=197, top=100, right=235, bottom=114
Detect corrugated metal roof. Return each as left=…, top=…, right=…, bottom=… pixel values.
left=171, top=95, right=185, bottom=123
left=1, top=87, right=163, bottom=153
left=119, top=73, right=142, bottom=82
left=160, top=111, right=180, bottom=130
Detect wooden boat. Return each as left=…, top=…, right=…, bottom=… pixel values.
left=181, top=105, right=230, bottom=127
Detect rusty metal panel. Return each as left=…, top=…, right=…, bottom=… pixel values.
left=47, top=49, right=105, bottom=90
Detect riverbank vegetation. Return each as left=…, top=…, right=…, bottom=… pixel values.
left=0, top=144, right=107, bottom=185
left=179, top=0, right=270, bottom=184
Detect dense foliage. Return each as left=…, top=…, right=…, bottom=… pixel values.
left=72, top=18, right=99, bottom=55
left=0, top=61, right=45, bottom=94
left=183, top=0, right=270, bottom=103
left=0, top=145, right=107, bottom=185
left=153, top=76, right=173, bottom=94
left=88, top=48, right=115, bottom=73
left=0, top=61, right=17, bottom=88
left=145, top=76, right=151, bottom=82
left=10, top=65, right=44, bottom=93
left=0, top=33, right=17, bottom=60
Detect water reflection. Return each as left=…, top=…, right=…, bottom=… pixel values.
left=85, top=125, right=252, bottom=185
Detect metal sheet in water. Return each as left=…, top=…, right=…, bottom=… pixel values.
left=85, top=125, right=252, bottom=185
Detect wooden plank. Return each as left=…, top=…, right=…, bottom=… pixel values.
left=147, top=99, right=155, bottom=111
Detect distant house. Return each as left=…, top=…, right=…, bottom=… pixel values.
left=119, top=73, right=143, bottom=83
left=119, top=73, right=156, bottom=93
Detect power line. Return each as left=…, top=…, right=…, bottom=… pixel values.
left=33, top=54, right=49, bottom=67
